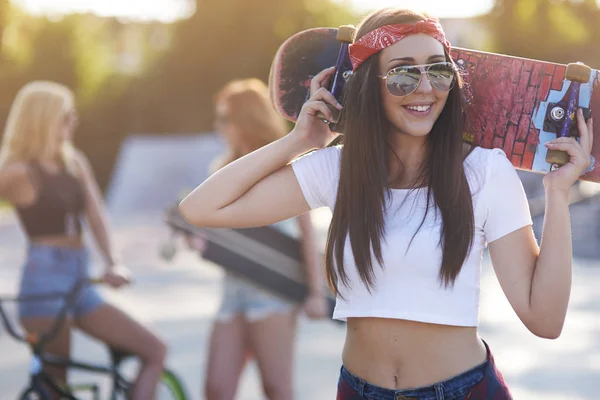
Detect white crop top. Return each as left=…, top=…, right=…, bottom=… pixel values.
left=291, top=145, right=533, bottom=327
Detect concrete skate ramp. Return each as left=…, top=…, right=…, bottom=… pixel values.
left=106, top=134, right=548, bottom=223
left=105, top=133, right=225, bottom=222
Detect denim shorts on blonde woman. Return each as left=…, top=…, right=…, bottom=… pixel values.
left=18, top=244, right=104, bottom=319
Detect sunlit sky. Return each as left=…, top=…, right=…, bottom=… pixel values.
left=13, top=0, right=495, bottom=22
left=346, top=0, right=494, bottom=18
left=13, top=0, right=195, bottom=22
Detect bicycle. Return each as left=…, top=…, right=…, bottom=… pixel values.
left=0, top=278, right=188, bottom=400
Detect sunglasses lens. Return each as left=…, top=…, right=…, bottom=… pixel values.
left=385, top=66, right=421, bottom=96
left=427, top=63, right=455, bottom=92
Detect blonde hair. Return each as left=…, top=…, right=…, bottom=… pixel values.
left=0, top=81, right=76, bottom=169
left=212, top=79, right=287, bottom=170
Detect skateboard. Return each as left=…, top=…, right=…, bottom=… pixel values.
left=162, top=205, right=341, bottom=324
left=268, top=27, right=600, bottom=182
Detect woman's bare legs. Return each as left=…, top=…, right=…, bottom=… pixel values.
left=76, top=304, right=166, bottom=400
left=204, top=313, right=250, bottom=400
left=247, top=311, right=297, bottom=400
left=21, top=317, right=72, bottom=400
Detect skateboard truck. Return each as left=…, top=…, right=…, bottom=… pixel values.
left=545, top=62, right=592, bottom=167
left=316, top=25, right=355, bottom=125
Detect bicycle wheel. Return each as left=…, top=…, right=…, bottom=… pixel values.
left=156, top=369, right=188, bottom=400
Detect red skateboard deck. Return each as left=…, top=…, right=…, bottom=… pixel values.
left=269, top=27, right=600, bottom=182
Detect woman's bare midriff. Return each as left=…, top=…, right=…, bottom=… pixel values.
left=31, top=235, right=84, bottom=249
left=342, top=317, right=487, bottom=390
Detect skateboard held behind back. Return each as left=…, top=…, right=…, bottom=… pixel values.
left=268, top=27, right=600, bottom=182
left=162, top=205, right=341, bottom=324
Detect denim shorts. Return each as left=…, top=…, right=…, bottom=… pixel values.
left=215, top=273, right=295, bottom=323
left=18, top=244, right=105, bottom=319
left=337, top=341, right=512, bottom=400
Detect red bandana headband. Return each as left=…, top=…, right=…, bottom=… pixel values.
left=348, top=19, right=451, bottom=71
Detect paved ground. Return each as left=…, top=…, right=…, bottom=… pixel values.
left=0, top=134, right=598, bottom=399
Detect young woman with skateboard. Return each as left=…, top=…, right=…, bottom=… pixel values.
left=180, top=9, right=592, bottom=399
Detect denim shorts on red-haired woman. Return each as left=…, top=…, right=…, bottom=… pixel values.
left=337, top=341, right=512, bottom=400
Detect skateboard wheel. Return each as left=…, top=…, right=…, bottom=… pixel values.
left=565, top=63, right=592, bottom=83
left=337, top=25, right=356, bottom=43
left=546, top=149, right=570, bottom=166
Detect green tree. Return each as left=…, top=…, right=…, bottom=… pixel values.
left=0, top=0, right=9, bottom=56
left=0, top=12, right=131, bottom=190
left=0, top=0, right=358, bottom=190
left=486, top=0, right=600, bottom=66
left=128, top=0, right=357, bottom=132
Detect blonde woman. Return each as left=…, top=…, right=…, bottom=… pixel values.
left=188, top=79, right=328, bottom=400
left=0, top=81, right=166, bottom=399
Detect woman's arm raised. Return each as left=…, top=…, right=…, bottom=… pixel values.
left=489, top=109, right=593, bottom=339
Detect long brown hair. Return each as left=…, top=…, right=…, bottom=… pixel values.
left=213, top=79, right=287, bottom=169
left=325, top=9, right=474, bottom=296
